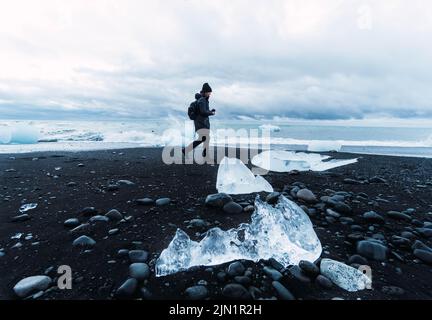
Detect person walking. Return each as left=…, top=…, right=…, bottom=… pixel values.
left=183, top=83, right=216, bottom=159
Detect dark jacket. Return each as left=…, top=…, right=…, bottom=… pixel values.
left=194, top=95, right=213, bottom=131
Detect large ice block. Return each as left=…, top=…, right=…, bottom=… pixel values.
left=251, top=150, right=357, bottom=173
left=320, top=258, right=372, bottom=292
left=155, top=195, right=322, bottom=277
left=216, top=157, right=273, bottom=195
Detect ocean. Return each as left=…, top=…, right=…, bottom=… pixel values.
left=1, top=118, right=432, bottom=158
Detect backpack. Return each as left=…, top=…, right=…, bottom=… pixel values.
left=188, top=100, right=199, bottom=120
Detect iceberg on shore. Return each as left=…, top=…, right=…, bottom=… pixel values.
left=252, top=150, right=357, bottom=173
left=155, top=195, right=322, bottom=277
left=217, top=157, right=273, bottom=195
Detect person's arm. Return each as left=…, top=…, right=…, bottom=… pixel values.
left=198, top=99, right=214, bottom=117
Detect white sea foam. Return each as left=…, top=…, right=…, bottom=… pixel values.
left=1, top=120, right=432, bottom=158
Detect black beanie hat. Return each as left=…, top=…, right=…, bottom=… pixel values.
left=202, top=83, right=212, bottom=93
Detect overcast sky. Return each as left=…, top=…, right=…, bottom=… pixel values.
left=0, top=0, right=431, bottom=120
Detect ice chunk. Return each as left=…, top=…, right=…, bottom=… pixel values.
left=216, top=157, right=273, bottom=195
left=320, top=258, right=372, bottom=292
left=251, top=150, right=357, bottom=173
left=19, top=203, right=38, bottom=213
left=259, top=124, right=281, bottom=132
left=308, top=141, right=342, bottom=152
left=155, top=195, right=322, bottom=277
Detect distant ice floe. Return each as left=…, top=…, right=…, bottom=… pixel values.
left=259, top=124, right=281, bottom=132
left=320, top=259, right=372, bottom=292
left=252, top=150, right=357, bottom=173
left=0, top=124, right=40, bottom=145
left=155, top=195, right=322, bottom=277
left=217, top=157, right=273, bottom=195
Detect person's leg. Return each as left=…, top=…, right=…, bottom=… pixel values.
left=184, top=132, right=204, bottom=154
left=202, top=129, right=210, bottom=158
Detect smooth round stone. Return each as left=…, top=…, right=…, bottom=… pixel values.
left=223, top=202, right=243, bottom=214
left=351, top=225, right=364, bottom=232
left=369, top=176, right=387, bottom=183
left=222, top=284, right=251, bottom=299
left=268, top=258, right=284, bottom=272
left=13, top=276, right=52, bottom=298
left=105, top=209, right=123, bottom=221
left=263, top=266, right=283, bottom=281
left=416, top=228, right=432, bottom=238
left=299, top=260, right=320, bottom=277
left=216, top=272, right=227, bottom=282
left=413, top=249, right=432, bottom=265
left=129, top=263, right=150, bottom=280
left=227, top=261, right=245, bottom=277
left=266, top=192, right=281, bottom=204
left=156, top=198, right=171, bottom=206
left=129, top=250, right=149, bottom=263
left=391, top=236, right=411, bottom=247
left=401, top=231, right=415, bottom=239
left=348, top=254, right=368, bottom=265
left=234, top=276, right=252, bottom=286
left=64, top=218, right=80, bottom=228
left=115, top=278, right=138, bottom=298
left=272, top=281, right=295, bottom=300
left=11, top=214, right=31, bottom=222
left=205, top=193, right=233, bottom=208
left=72, top=235, right=96, bottom=248
left=356, top=240, right=388, bottom=261
left=340, top=217, right=354, bottom=225
left=117, top=249, right=129, bottom=257
left=315, top=275, right=333, bottom=289
left=333, top=202, right=352, bottom=215
left=107, top=184, right=120, bottom=191
left=80, top=207, right=97, bottom=216
left=326, top=209, right=341, bottom=218
left=108, top=228, right=119, bottom=235
left=136, top=198, right=154, bottom=206
left=185, top=286, right=208, bottom=300
left=89, top=215, right=109, bottom=223
left=386, top=211, right=412, bottom=221
left=244, top=205, right=255, bottom=213
left=296, top=189, right=317, bottom=203
left=363, top=211, right=385, bottom=223
left=69, top=223, right=92, bottom=235
left=288, top=266, right=311, bottom=283
left=411, top=240, right=432, bottom=252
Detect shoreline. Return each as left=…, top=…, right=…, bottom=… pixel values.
left=2, top=142, right=432, bottom=161
left=1, top=147, right=432, bottom=300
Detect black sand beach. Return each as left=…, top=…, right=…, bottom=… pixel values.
left=1, top=147, right=432, bottom=300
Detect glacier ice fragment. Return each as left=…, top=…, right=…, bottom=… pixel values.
left=320, top=258, right=372, bottom=292
left=216, top=157, right=273, bottom=195
left=252, top=150, right=357, bottom=173
left=155, top=195, right=322, bottom=277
